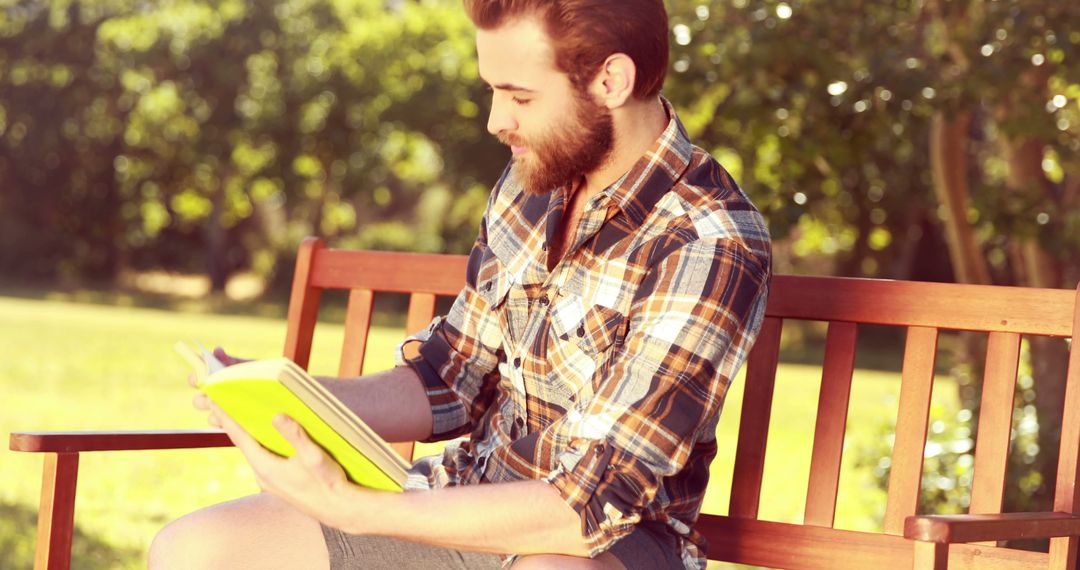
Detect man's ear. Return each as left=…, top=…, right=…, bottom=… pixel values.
left=590, top=53, right=636, bottom=109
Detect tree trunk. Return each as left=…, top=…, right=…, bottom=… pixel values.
left=929, top=111, right=990, bottom=286
left=205, top=182, right=229, bottom=293
left=928, top=109, right=990, bottom=427
left=1000, top=124, right=1069, bottom=516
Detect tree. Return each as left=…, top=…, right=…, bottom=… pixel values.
left=663, top=0, right=1080, bottom=524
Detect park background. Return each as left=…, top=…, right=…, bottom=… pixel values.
left=1, top=0, right=1079, bottom=567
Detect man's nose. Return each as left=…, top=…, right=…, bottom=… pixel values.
left=487, top=97, right=517, bottom=136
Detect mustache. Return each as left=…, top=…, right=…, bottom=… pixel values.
left=497, top=131, right=526, bottom=148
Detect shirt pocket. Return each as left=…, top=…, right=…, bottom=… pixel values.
left=549, top=296, right=628, bottom=405
left=565, top=305, right=627, bottom=357
left=475, top=248, right=512, bottom=310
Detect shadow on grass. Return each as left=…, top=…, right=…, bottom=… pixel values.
left=0, top=501, right=141, bottom=570
left=0, top=281, right=426, bottom=328
left=0, top=279, right=291, bottom=320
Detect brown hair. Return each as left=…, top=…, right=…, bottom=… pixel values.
left=463, top=0, right=669, bottom=99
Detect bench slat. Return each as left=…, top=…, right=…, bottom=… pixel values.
left=339, top=289, right=375, bottom=377
left=884, top=325, right=939, bottom=535
left=406, top=292, right=437, bottom=336
left=698, top=514, right=1047, bottom=570
left=1049, top=285, right=1080, bottom=568
left=311, top=248, right=468, bottom=296
left=729, top=316, right=783, bottom=519
left=804, top=321, right=858, bottom=527
left=767, top=276, right=1074, bottom=336
left=970, top=331, right=1021, bottom=516
left=284, top=238, right=325, bottom=368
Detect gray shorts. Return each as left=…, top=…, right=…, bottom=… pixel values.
left=320, top=520, right=684, bottom=569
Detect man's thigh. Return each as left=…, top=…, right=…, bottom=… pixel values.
left=149, top=493, right=330, bottom=570
left=321, top=525, right=503, bottom=569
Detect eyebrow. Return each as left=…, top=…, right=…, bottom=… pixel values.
left=492, top=82, right=536, bottom=93
left=480, top=75, right=537, bottom=94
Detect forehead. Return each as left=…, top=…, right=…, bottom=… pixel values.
left=475, top=16, right=564, bottom=89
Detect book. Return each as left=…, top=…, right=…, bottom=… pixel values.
left=176, top=341, right=409, bottom=492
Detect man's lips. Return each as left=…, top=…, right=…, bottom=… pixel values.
left=510, top=145, right=528, bottom=156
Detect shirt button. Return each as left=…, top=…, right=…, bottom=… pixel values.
left=515, top=416, right=525, bottom=428
left=477, top=455, right=487, bottom=470
left=483, top=281, right=492, bottom=292
left=539, top=295, right=550, bottom=306
left=577, top=326, right=586, bottom=338
left=513, top=357, right=522, bottom=368
left=595, top=443, right=606, bottom=455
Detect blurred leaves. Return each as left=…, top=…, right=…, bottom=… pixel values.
left=0, top=0, right=503, bottom=287
left=0, top=0, right=1077, bottom=290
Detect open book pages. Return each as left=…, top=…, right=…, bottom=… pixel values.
left=175, top=341, right=409, bottom=491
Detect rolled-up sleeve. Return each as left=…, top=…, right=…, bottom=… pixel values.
left=540, top=239, right=769, bottom=553
left=402, top=217, right=507, bottom=442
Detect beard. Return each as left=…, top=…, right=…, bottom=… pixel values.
left=498, top=89, right=615, bottom=195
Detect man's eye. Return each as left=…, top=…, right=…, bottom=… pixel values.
left=512, top=97, right=531, bottom=106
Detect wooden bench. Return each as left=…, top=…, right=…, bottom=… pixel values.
left=10, top=237, right=1080, bottom=569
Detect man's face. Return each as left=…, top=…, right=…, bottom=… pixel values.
left=476, top=17, right=614, bottom=195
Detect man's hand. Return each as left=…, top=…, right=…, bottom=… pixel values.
left=191, top=346, right=252, bottom=427
left=212, top=401, right=364, bottom=531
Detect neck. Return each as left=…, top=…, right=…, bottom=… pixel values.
left=577, top=96, right=668, bottom=200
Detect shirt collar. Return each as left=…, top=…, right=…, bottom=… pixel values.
left=597, top=96, right=694, bottom=226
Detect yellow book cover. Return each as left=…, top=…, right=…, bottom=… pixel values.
left=176, top=342, right=408, bottom=492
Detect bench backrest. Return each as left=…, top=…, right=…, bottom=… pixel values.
left=284, top=237, right=1080, bottom=568
left=699, top=275, right=1080, bottom=569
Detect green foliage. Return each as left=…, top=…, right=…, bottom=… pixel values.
left=852, top=338, right=1045, bottom=520
left=3, top=0, right=1077, bottom=285
left=0, top=0, right=504, bottom=287
left=663, top=0, right=1080, bottom=278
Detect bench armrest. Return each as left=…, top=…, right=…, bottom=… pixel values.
left=9, top=430, right=232, bottom=453
left=905, top=512, right=1080, bottom=544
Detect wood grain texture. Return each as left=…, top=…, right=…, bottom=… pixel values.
left=35, top=453, right=78, bottom=570
left=339, top=288, right=375, bottom=377
left=804, top=321, right=858, bottom=528
left=1050, top=283, right=1080, bottom=570
left=698, top=514, right=1046, bottom=570
left=905, top=512, right=1080, bottom=543
left=10, top=430, right=232, bottom=452
left=884, top=326, right=939, bottom=535
left=729, top=316, right=783, bottom=519
left=970, top=332, right=1021, bottom=516
left=309, top=248, right=468, bottom=296
left=766, top=276, right=1074, bottom=336
left=913, top=540, right=950, bottom=570
left=283, top=237, right=324, bottom=369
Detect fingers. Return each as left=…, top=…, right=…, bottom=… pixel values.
left=193, top=392, right=211, bottom=410
left=273, top=415, right=324, bottom=468
left=214, top=403, right=278, bottom=465
left=213, top=346, right=252, bottom=367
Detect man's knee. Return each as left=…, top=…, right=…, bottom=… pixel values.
left=149, top=509, right=231, bottom=570
left=148, top=493, right=329, bottom=570
left=512, top=553, right=624, bottom=569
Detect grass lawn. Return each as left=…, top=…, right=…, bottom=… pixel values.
left=0, top=294, right=959, bottom=568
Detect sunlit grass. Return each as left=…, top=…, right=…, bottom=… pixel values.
left=0, top=294, right=956, bottom=568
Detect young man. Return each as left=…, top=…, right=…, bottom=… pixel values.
left=150, top=1, right=771, bottom=568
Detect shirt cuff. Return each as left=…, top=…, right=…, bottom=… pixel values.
left=543, top=439, right=638, bottom=555
left=398, top=322, right=473, bottom=441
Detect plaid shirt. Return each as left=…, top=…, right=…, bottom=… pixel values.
left=400, top=100, right=771, bottom=568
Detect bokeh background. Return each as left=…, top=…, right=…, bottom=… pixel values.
left=1, top=0, right=1079, bottom=567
